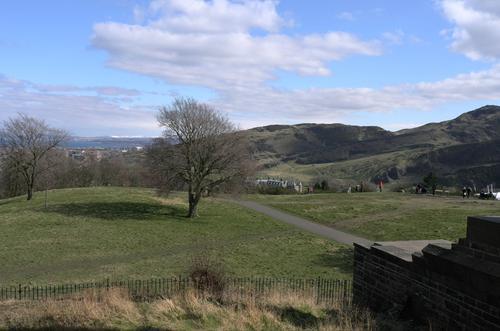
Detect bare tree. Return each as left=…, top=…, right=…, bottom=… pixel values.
left=0, top=114, right=68, bottom=200
left=146, top=137, right=183, bottom=196
left=156, top=97, right=252, bottom=218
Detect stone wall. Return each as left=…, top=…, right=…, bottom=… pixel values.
left=353, top=216, right=500, bottom=330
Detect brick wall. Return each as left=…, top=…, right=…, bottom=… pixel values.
left=354, top=242, right=500, bottom=331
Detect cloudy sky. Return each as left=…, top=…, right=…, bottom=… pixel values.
left=1, top=0, right=500, bottom=136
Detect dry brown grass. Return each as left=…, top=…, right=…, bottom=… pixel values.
left=0, top=287, right=378, bottom=331
left=0, top=289, right=142, bottom=330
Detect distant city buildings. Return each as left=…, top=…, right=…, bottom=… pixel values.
left=66, top=149, right=106, bottom=161
left=65, top=146, right=144, bottom=162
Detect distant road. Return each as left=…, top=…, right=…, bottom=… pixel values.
left=232, top=199, right=373, bottom=247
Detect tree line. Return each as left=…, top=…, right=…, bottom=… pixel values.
left=0, top=98, right=254, bottom=218
left=0, top=148, right=152, bottom=199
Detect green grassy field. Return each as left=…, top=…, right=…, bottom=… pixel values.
left=0, top=187, right=352, bottom=285
left=249, top=192, right=500, bottom=241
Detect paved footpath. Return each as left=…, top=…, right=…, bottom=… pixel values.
left=232, top=199, right=373, bottom=247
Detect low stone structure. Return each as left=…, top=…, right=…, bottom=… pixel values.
left=255, top=178, right=303, bottom=193
left=354, top=216, right=500, bottom=330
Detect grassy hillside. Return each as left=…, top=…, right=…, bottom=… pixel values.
left=0, top=187, right=352, bottom=284
left=249, top=105, right=500, bottom=186
left=257, top=149, right=423, bottom=184
left=249, top=192, right=500, bottom=241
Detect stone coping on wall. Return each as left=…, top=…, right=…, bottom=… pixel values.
left=376, top=240, right=452, bottom=261
left=355, top=238, right=500, bottom=280
left=354, top=240, right=452, bottom=264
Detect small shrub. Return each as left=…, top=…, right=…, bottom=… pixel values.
left=188, top=253, right=227, bottom=301
left=320, top=180, right=329, bottom=191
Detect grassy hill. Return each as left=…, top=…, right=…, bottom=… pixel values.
left=249, top=192, right=500, bottom=241
left=0, top=187, right=352, bottom=284
left=248, top=105, right=500, bottom=186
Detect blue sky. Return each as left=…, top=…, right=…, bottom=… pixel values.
left=1, top=0, right=500, bottom=136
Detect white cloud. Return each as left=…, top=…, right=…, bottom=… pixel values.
left=3, top=63, right=500, bottom=133
left=8, top=0, right=500, bottom=135
left=382, top=30, right=405, bottom=45
left=147, top=0, right=286, bottom=33
left=92, top=0, right=381, bottom=90
left=214, top=64, right=500, bottom=127
left=413, top=64, right=500, bottom=100
left=382, top=30, right=422, bottom=46
left=88, top=0, right=500, bottom=130
left=33, top=83, right=141, bottom=97
left=383, top=123, right=425, bottom=131
left=0, top=76, right=158, bottom=136
left=133, top=5, right=146, bottom=24
left=441, top=0, right=500, bottom=60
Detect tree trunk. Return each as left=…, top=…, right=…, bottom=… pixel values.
left=27, top=173, right=36, bottom=201
left=27, top=186, right=33, bottom=201
left=188, top=191, right=201, bottom=218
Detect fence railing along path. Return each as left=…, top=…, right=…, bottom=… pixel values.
left=0, top=277, right=352, bottom=304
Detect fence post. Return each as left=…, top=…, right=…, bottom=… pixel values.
left=342, top=280, right=347, bottom=306
left=316, top=277, right=320, bottom=305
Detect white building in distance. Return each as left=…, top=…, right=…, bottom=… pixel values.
left=255, top=178, right=303, bottom=193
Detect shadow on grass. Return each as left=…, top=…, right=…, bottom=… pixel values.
left=42, top=202, right=187, bottom=221
left=276, top=306, right=319, bottom=328
left=313, top=246, right=354, bottom=274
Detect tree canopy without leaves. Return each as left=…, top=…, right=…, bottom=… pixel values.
left=0, top=114, right=68, bottom=200
left=155, top=97, right=252, bottom=218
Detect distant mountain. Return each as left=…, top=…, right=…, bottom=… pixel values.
left=65, top=136, right=155, bottom=149
left=65, top=106, right=500, bottom=187
left=246, top=105, right=500, bottom=187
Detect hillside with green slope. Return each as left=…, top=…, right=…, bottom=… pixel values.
left=248, top=105, right=500, bottom=186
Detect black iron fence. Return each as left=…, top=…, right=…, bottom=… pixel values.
left=0, top=277, right=352, bottom=304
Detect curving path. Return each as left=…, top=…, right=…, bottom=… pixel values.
left=232, top=199, right=372, bottom=247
